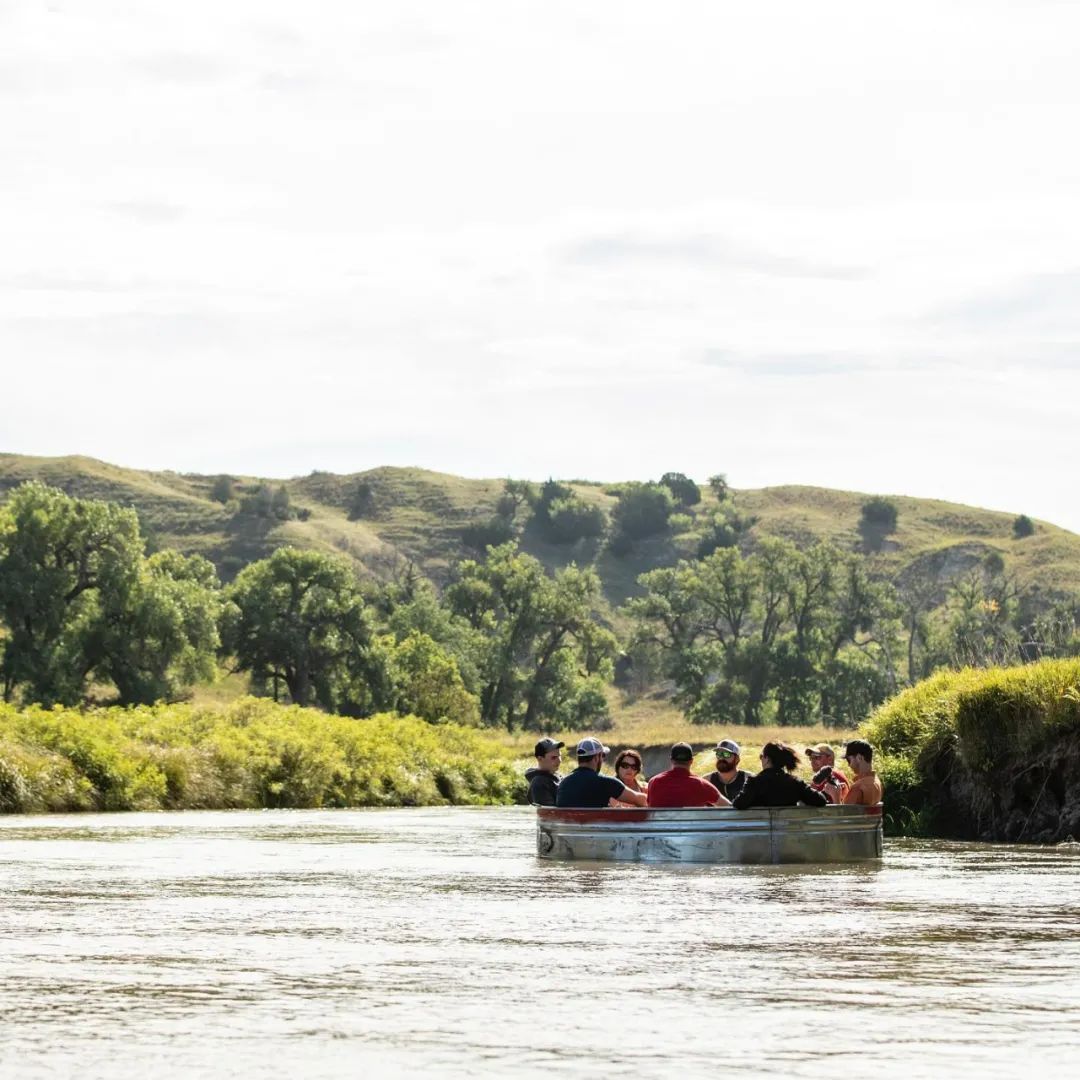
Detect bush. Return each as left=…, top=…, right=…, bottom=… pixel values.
left=460, top=516, right=515, bottom=552
left=659, top=472, right=701, bottom=508
left=0, top=699, right=524, bottom=812
left=609, top=483, right=674, bottom=551
left=544, top=497, right=606, bottom=544
left=860, top=497, right=898, bottom=532
left=1013, top=514, right=1035, bottom=539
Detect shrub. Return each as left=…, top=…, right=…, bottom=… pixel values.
left=0, top=699, right=523, bottom=811
left=860, top=497, right=898, bottom=533
left=1013, top=514, right=1035, bottom=539
left=659, top=472, right=701, bottom=508
left=608, top=483, right=674, bottom=551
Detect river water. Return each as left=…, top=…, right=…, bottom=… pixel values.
left=1, top=808, right=1078, bottom=1079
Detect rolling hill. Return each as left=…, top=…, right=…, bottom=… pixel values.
left=1, top=454, right=1078, bottom=617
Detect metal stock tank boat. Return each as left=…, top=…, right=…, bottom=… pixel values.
left=536, top=804, right=883, bottom=864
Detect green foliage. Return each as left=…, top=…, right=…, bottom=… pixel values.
left=445, top=543, right=615, bottom=730
left=384, top=630, right=480, bottom=725
left=696, top=505, right=757, bottom=558
left=460, top=515, right=515, bottom=552
left=92, top=550, right=222, bottom=705
left=708, top=474, right=730, bottom=503
left=0, top=699, right=522, bottom=812
left=861, top=497, right=899, bottom=531
left=222, top=547, right=391, bottom=714
left=347, top=480, right=376, bottom=520
left=210, top=475, right=234, bottom=504
left=659, top=472, right=701, bottom=508
left=543, top=497, right=606, bottom=545
left=862, top=658, right=1080, bottom=836
left=238, top=484, right=294, bottom=521
left=608, top=482, right=674, bottom=552
left=0, top=482, right=220, bottom=708
left=1013, top=513, right=1035, bottom=539
left=526, top=479, right=604, bottom=545
left=627, top=538, right=900, bottom=726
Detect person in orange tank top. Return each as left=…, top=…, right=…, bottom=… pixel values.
left=832, top=739, right=883, bottom=805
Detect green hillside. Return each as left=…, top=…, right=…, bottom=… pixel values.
left=2, top=453, right=1078, bottom=612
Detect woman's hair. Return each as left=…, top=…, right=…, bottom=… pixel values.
left=614, top=749, right=643, bottom=771
left=760, top=742, right=799, bottom=772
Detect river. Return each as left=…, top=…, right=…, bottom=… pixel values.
left=1, top=808, right=1077, bottom=1079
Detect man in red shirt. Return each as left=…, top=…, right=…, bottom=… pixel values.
left=647, top=743, right=732, bottom=808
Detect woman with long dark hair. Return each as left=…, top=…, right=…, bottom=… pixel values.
left=732, top=742, right=828, bottom=810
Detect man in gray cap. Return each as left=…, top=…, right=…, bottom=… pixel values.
left=525, top=737, right=564, bottom=806
left=704, top=739, right=750, bottom=803
left=555, top=737, right=648, bottom=808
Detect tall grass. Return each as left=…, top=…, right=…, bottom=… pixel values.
left=0, top=698, right=523, bottom=813
left=862, top=657, right=1080, bottom=836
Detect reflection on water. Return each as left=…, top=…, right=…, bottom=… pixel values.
left=1, top=809, right=1078, bottom=1078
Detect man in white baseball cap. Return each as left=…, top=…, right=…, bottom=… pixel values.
left=555, top=737, right=648, bottom=808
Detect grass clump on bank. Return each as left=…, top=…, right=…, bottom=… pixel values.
left=863, top=658, right=1080, bottom=840
left=0, top=698, right=524, bottom=813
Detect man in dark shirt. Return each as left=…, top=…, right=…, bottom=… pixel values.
left=525, top=737, right=564, bottom=806
left=704, top=739, right=750, bottom=802
left=555, top=738, right=648, bottom=808
left=648, top=743, right=730, bottom=807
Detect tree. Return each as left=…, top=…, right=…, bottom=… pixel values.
left=608, top=483, right=674, bottom=553
left=385, top=630, right=480, bottom=725
left=708, top=474, right=730, bottom=503
left=444, top=543, right=614, bottom=730
left=0, top=482, right=143, bottom=705
left=0, top=482, right=221, bottom=707
left=92, top=550, right=221, bottom=704
left=222, top=547, right=390, bottom=713
left=210, top=475, right=234, bottom=504
left=527, top=479, right=605, bottom=545
left=1013, top=514, right=1035, bottom=539
left=859, top=497, right=899, bottom=553
left=627, top=539, right=899, bottom=726
left=347, top=480, right=376, bottom=520
left=659, top=472, right=701, bottom=508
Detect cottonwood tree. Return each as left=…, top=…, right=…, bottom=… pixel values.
left=445, top=543, right=615, bottom=730
left=222, top=547, right=390, bottom=714
left=0, top=482, right=221, bottom=706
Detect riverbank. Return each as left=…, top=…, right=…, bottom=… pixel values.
left=866, top=658, right=1080, bottom=842
left=0, top=699, right=523, bottom=812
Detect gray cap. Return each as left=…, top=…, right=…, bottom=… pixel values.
left=715, top=739, right=740, bottom=755
left=575, top=737, right=610, bottom=758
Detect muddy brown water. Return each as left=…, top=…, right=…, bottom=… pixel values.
left=1, top=807, right=1078, bottom=1078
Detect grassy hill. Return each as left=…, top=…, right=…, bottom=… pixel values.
left=2, top=453, right=1078, bottom=615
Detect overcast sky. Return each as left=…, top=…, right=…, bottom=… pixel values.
left=2, top=0, right=1079, bottom=530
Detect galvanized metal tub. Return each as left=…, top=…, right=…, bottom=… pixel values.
left=536, top=805, right=883, bottom=864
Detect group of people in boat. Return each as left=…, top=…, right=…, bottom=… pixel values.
left=525, top=735, right=883, bottom=809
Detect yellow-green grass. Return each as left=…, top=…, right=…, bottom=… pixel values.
left=5, top=455, right=1079, bottom=605
left=0, top=698, right=523, bottom=813
left=860, top=657, right=1080, bottom=836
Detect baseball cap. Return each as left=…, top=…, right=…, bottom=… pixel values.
left=575, top=737, right=610, bottom=758
left=670, top=741, right=694, bottom=763
left=534, top=738, right=565, bottom=757
left=715, top=739, right=740, bottom=756
left=804, top=743, right=834, bottom=757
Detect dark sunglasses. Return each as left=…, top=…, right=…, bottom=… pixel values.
left=716, top=751, right=736, bottom=761
left=616, top=761, right=641, bottom=771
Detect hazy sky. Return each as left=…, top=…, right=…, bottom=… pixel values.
left=3, top=1, right=1079, bottom=530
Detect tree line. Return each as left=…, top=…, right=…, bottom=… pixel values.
left=0, top=482, right=612, bottom=730
left=1, top=480, right=1075, bottom=731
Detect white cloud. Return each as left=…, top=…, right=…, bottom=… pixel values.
left=1, top=0, right=1079, bottom=532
